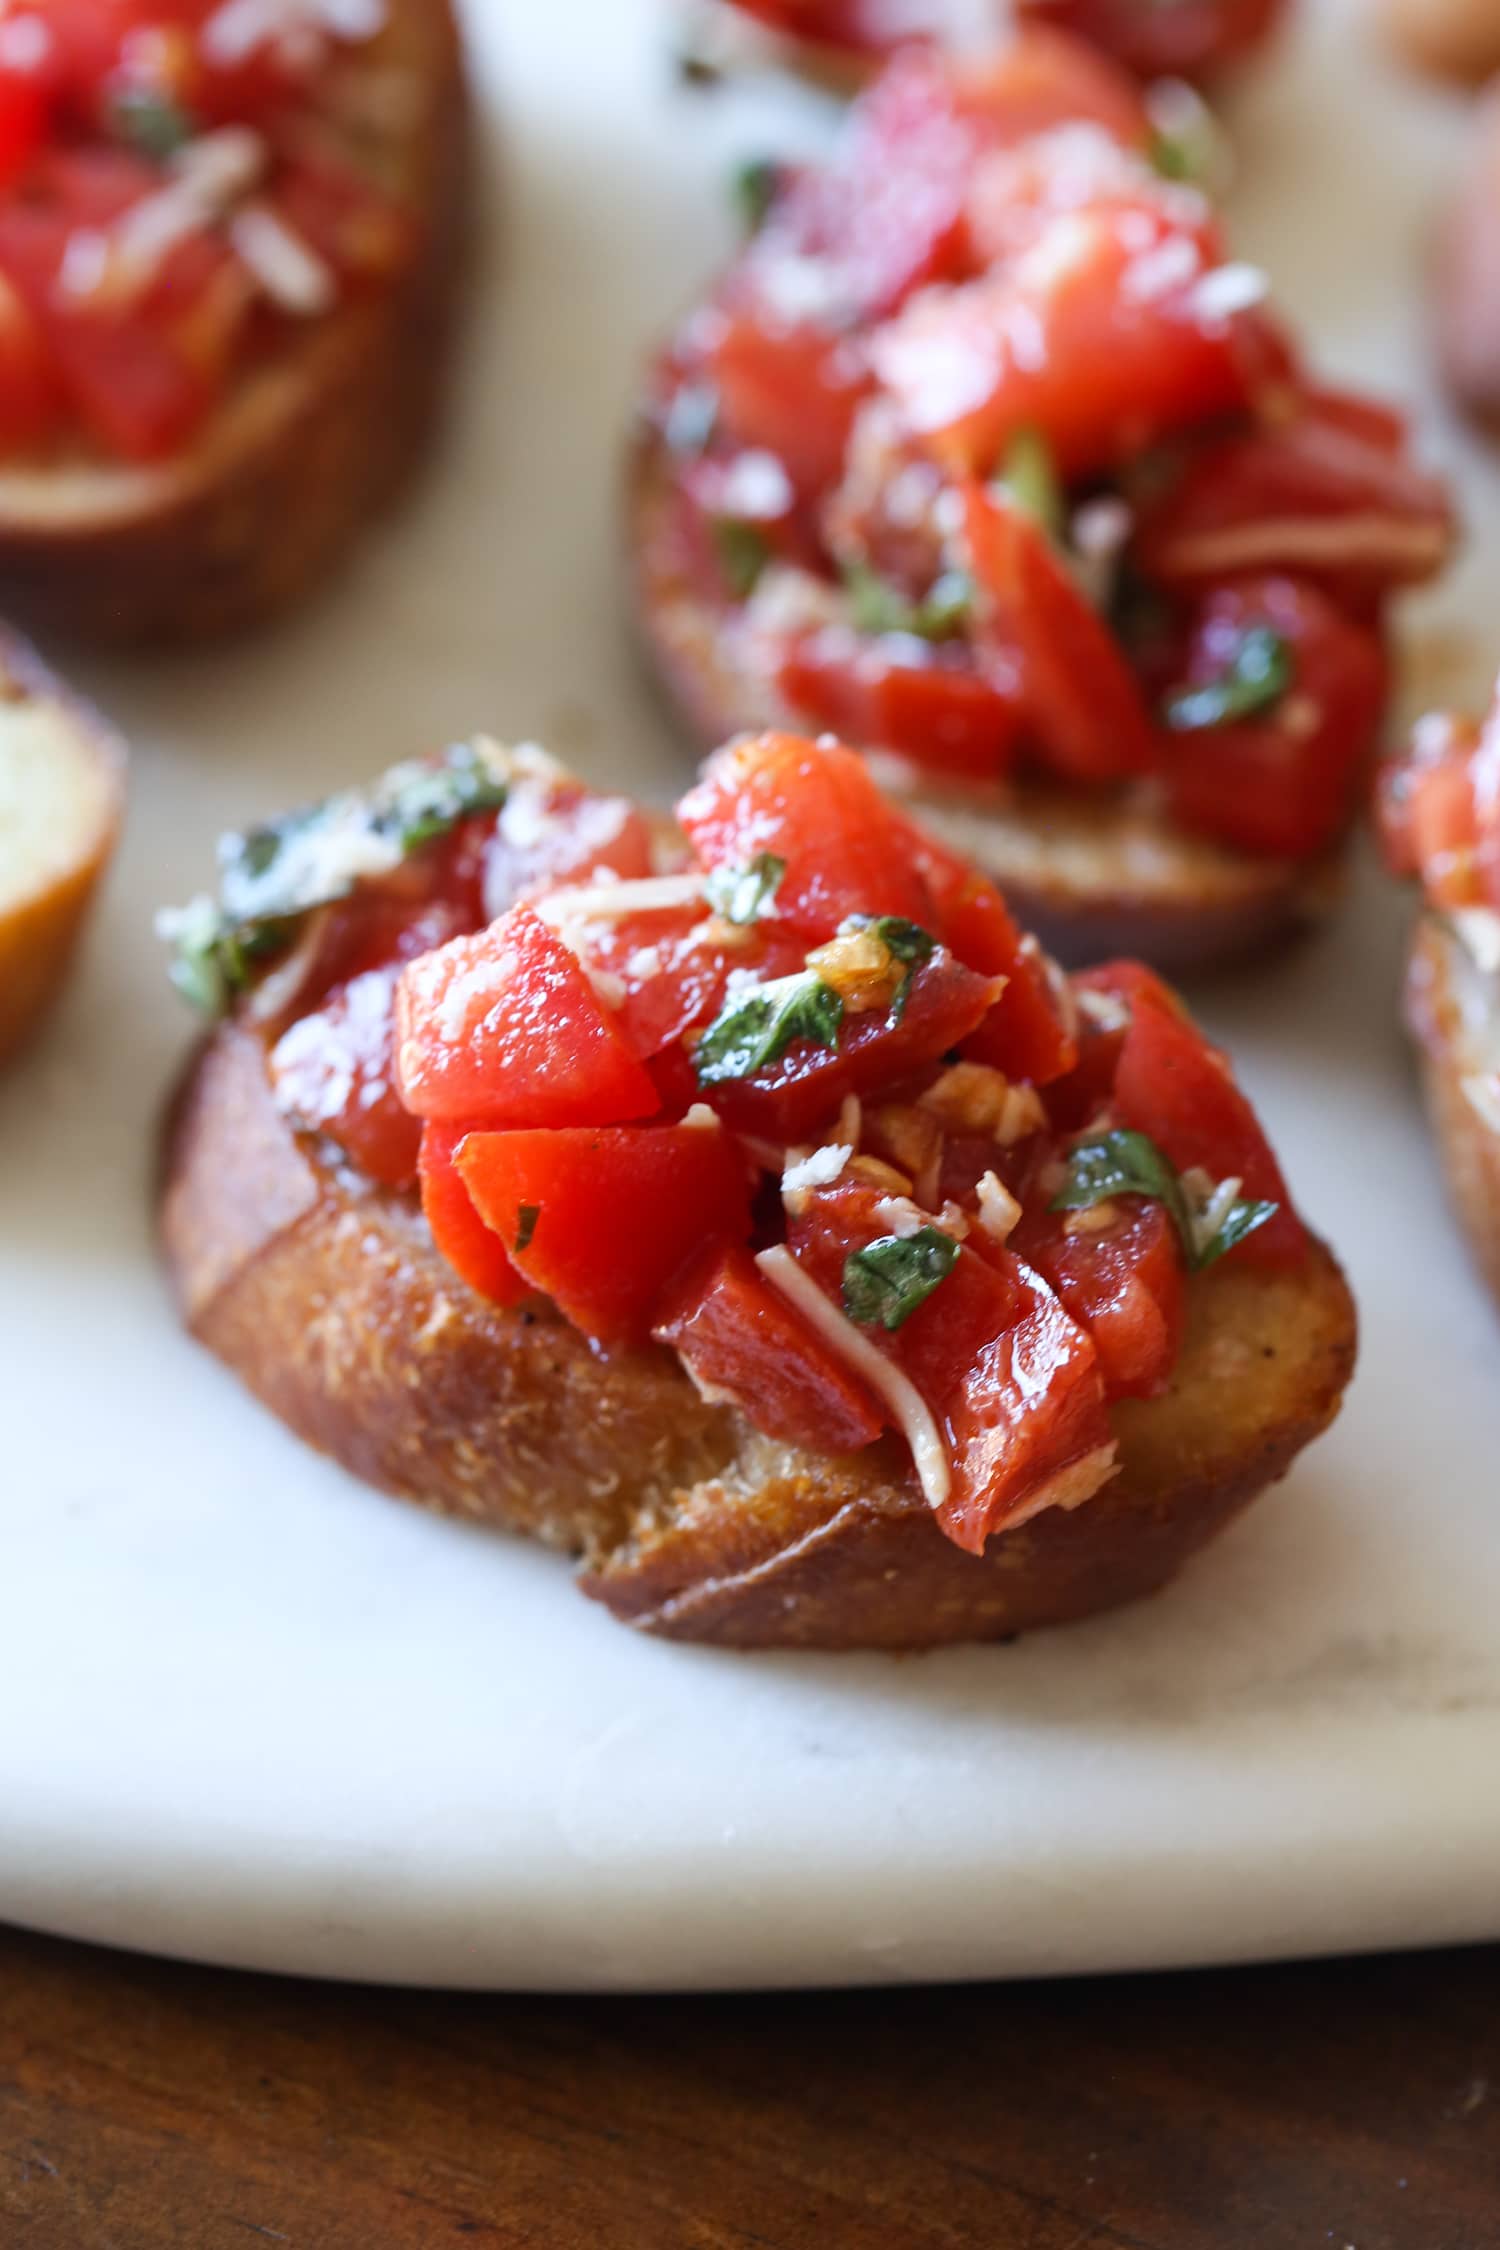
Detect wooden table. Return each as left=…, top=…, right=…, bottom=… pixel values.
left=2, top=1927, right=1496, bottom=2247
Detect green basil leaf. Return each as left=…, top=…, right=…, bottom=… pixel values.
left=694, top=971, right=844, bottom=1086
left=712, top=517, right=770, bottom=599
left=995, top=428, right=1064, bottom=540
left=842, top=1228, right=960, bottom=1332
left=1054, top=1127, right=1281, bottom=1273
left=110, top=87, right=194, bottom=159
left=844, top=562, right=973, bottom=643
left=1195, top=1197, right=1278, bottom=1269
left=1163, top=625, right=1292, bottom=732
left=514, top=1204, right=541, bottom=1255
left=706, top=852, right=785, bottom=927
left=732, top=156, right=781, bottom=233
left=159, top=897, right=287, bottom=1017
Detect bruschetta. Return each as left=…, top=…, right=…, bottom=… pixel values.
left=694, top=0, right=1288, bottom=88
left=630, top=31, right=1452, bottom=971
left=1379, top=684, right=1500, bottom=1311
left=0, top=0, right=466, bottom=648
left=0, top=630, right=125, bottom=1067
left=1434, top=84, right=1500, bottom=439
left=159, top=729, right=1355, bottom=1649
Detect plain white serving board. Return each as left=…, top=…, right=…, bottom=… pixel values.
left=2, top=0, right=1499, bottom=1993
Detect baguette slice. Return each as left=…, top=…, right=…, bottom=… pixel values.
left=0, top=634, right=126, bottom=1067
left=1405, top=913, right=1500, bottom=1311
left=0, top=0, right=468, bottom=650
left=161, top=1019, right=1357, bottom=1651
left=628, top=422, right=1344, bottom=974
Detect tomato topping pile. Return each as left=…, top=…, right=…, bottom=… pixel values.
left=1379, top=682, right=1500, bottom=921
left=188, top=733, right=1312, bottom=1557
left=721, top=0, right=1287, bottom=84
left=0, top=1, right=404, bottom=462
left=650, top=34, right=1451, bottom=864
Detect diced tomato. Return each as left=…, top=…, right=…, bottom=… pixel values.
left=777, top=628, right=1024, bottom=782
left=654, top=1245, right=887, bottom=1453
left=0, top=271, right=53, bottom=452
left=394, top=905, right=661, bottom=1129
left=1158, top=575, right=1389, bottom=860
left=272, top=155, right=409, bottom=285
left=701, top=946, right=1000, bottom=1145
left=1113, top=990, right=1307, bottom=1266
left=706, top=313, right=871, bottom=501
left=268, top=962, right=422, bottom=1191
left=872, top=199, right=1247, bottom=483
left=1012, top=1197, right=1184, bottom=1399
left=787, top=1181, right=1112, bottom=1551
left=1377, top=697, right=1500, bottom=911
left=48, top=305, right=212, bottom=459
left=1134, top=396, right=1456, bottom=600
left=905, top=829, right=1079, bottom=1083
left=964, top=483, right=1155, bottom=783
left=457, top=1122, right=753, bottom=1349
left=418, top=1123, right=530, bottom=1307
left=679, top=733, right=936, bottom=938
left=1016, top=0, right=1287, bottom=84
left=481, top=781, right=658, bottom=913
left=0, top=46, right=48, bottom=192
left=951, top=27, right=1147, bottom=149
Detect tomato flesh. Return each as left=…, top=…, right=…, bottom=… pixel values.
left=1013, top=1197, right=1184, bottom=1399
left=778, top=628, right=1024, bottom=782
left=457, top=1123, right=753, bottom=1350
left=394, top=905, right=662, bottom=1130
left=418, top=1124, right=530, bottom=1307
left=269, top=963, right=422, bottom=1192
left=655, top=1245, right=887, bottom=1453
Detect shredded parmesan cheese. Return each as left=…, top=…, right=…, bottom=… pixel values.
left=536, top=874, right=706, bottom=925
left=755, top=1246, right=951, bottom=1510
left=231, top=203, right=335, bottom=315
left=782, top=1141, right=853, bottom=1199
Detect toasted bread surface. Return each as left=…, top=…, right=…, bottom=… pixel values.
left=0, top=634, right=125, bottom=1067
left=1406, top=913, right=1500, bottom=1311
left=626, top=424, right=1340, bottom=974
left=0, top=0, right=469, bottom=649
left=161, top=1020, right=1357, bottom=1650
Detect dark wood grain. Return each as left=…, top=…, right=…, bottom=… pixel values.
left=1, top=1925, right=1496, bottom=2249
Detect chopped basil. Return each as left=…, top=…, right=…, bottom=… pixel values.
left=1162, top=625, right=1292, bottom=731
left=1146, top=81, right=1228, bottom=194
left=693, top=970, right=844, bottom=1086
left=840, top=912, right=935, bottom=1017
left=110, top=86, right=194, bottom=160
left=664, top=381, right=720, bottom=457
left=712, top=517, right=771, bottom=598
left=732, top=156, right=781, bottom=233
left=1052, top=1127, right=1277, bottom=1272
left=161, top=741, right=512, bottom=1017
left=842, top=1228, right=960, bottom=1332
left=844, top=561, right=973, bottom=643
left=996, top=428, right=1064, bottom=540
left=514, top=1204, right=540, bottom=1255
left=706, top=851, right=785, bottom=926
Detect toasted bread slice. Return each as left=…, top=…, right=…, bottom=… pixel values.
left=627, top=424, right=1343, bottom=974
left=0, top=635, right=125, bottom=1067
left=161, top=1020, right=1356, bottom=1650
left=1405, top=913, right=1500, bottom=1311
left=0, top=0, right=468, bottom=650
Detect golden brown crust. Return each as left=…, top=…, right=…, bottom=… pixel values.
left=0, top=0, right=469, bottom=649
left=625, top=421, right=1342, bottom=974
left=159, top=1019, right=1357, bottom=1650
left=1406, top=913, right=1500, bottom=1311
left=0, top=632, right=126, bottom=1068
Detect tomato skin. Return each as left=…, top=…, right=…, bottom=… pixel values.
left=457, top=1123, right=753, bottom=1350
left=776, top=629, right=1024, bottom=782
left=707, top=314, right=871, bottom=500
left=951, top=27, right=1146, bottom=149
left=702, top=947, right=1000, bottom=1144
left=268, top=963, right=422, bottom=1191
left=906, top=830, right=1079, bottom=1083
left=1011, top=1197, right=1184, bottom=1400
left=0, top=271, right=54, bottom=453
left=418, top=1124, right=529, bottom=1307
left=963, top=482, right=1155, bottom=784
left=679, top=732, right=935, bottom=939
left=787, top=1181, right=1111, bottom=1552
left=0, top=51, right=47, bottom=192
left=655, top=1245, right=887, bottom=1453
left=1016, top=0, right=1286, bottom=84
left=1113, top=990, right=1307, bottom=1267
left=1134, top=398, right=1455, bottom=601
left=1158, top=575, right=1390, bottom=860
left=872, top=199, right=1246, bottom=484
left=1377, top=699, right=1500, bottom=912
left=394, top=905, right=661, bottom=1130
